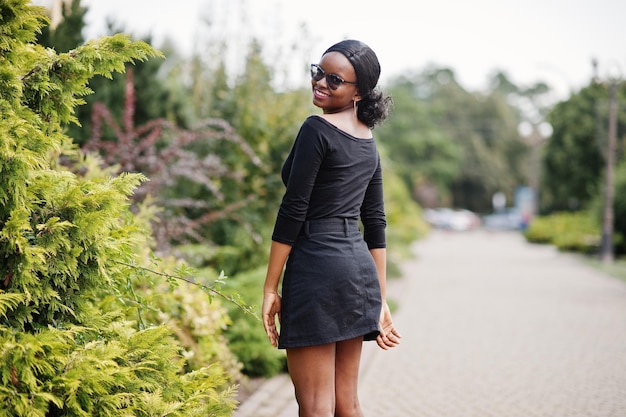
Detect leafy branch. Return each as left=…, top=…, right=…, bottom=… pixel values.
left=114, top=260, right=258, bottom=320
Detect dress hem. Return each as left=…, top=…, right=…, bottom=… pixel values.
left=277, top=327, right=380, bottom=349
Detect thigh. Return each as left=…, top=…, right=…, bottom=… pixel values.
left=335, top=337, right=364, bottom=417
left=287, top=343, right=336, bottom=416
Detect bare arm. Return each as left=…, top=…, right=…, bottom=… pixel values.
left=370, top=248, right=401, bottom=350
left=370, top=248, right=388, bottom=300
left=262, top=240, right=292, bottom=347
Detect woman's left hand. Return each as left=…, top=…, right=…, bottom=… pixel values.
left=376, top=302, right=401, bottom=350
left=262, top=291, right=282, bottom=348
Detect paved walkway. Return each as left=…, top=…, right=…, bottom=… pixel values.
left=233, top=230, right=626, bottom=417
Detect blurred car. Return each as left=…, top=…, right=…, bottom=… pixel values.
left=482, top=208, right=524, bottom=230
left=423, top=208, right=481, bottom=231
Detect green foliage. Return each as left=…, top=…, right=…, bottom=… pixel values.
left=34, top=2, right=189, bottom=146
left=0, top=323, right=237, bottom=417
left=380, top=67, right=531, bottom=212
left=179, top=42, right=312, bottom=271
left=83, top=69, right=264, bottom=254
left=542, top=83, right=608, bottom=211
left=1, top=0, right=161, bottom=329
left=380, top=157, right=430, bottom=265
left=582, top=257, right=626, bottom=283
left=37, top=0, right=86, bottom=53
left=1, top=1, right=238, bottom=415
left=22, top=35, right=160, bottom=127
left=541, top=80, right=626, bottom=213
left=109, top=258, right=245, bottom=377
left=2, top=163, right=146, bottom=330
left=524, top=211, right=601, bottom=253
left=377, top=76, right=462, bottom=207
left=174, top=244, right=245, bottom=277
left=539, top=76, right=626, bottom=257
left=221, top=267, right=286, bottom=378
left=0, top=0, right=46, bottom=51
left=72, top=47, right=191, bottom=146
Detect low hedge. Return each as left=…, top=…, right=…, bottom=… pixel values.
left=524, top=211, right=601, bottom=254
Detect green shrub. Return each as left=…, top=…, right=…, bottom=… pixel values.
left=174, top=244, right=243, bottom=275
left=118, top=260, right=243, bottom=379
left=383, top=163, right=430, bottom=270
left=0, top=2, right=238, bottom=415
left=524, top=211, right=601, bottom=253
left=222, top=267, right=286, bottom=378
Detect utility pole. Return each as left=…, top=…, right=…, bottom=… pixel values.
left=50, top=0, right=71, bottom=29
left=600, top=77, right=618, bottom=263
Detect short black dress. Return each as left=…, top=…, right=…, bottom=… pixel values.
left=271, top=116, right=386, bottom=349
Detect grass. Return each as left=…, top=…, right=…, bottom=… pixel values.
left=580, top=255, right=626, bottom=284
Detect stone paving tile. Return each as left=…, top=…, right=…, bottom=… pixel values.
left=233, top=374, right=297, bottom=417
left=234, top=230, right=626, bottom=417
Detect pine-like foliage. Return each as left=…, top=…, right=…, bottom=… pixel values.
left=0, top=1, right=237, bottom=415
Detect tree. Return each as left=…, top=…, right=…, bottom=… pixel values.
left=379, top=67, right=529, bottom=212
left=39, top=8, right=194, bottom=147
left=36, top=0, right=86, bottom=53
left=377, top=73, right=462, bottom=208
left=0, top=1, right=237, bottom=415
left=541, top=81, right=626, bottom=212
left=74, top=33, right=193, bottom=143
left=541, top=77, right=626, bottom=253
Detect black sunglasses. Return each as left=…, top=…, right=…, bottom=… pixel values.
left=310, top=64, right=357, bottom=90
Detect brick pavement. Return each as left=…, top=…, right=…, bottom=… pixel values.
left=233, top=230, right=626, bottom=417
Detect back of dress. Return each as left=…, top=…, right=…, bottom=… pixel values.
left=273, top=115, right=385, bottom=249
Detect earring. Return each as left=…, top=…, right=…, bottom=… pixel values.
left=353, top=99, right=358, bottom=116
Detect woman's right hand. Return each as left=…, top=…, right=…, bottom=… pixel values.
left=376, top=302, right=401, bottom=350
left=262, top=291, right=282, bottom=347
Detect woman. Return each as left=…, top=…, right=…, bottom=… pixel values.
left=262, top=39, right=401, bottom=417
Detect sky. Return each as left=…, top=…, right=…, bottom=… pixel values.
left=36, top=0, right=625, bottom=101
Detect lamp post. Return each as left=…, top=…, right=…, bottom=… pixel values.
left=600, top=75, right=619, bottom=263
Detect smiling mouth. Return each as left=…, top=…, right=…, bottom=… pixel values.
left=313, top=88, right=330, bottom=98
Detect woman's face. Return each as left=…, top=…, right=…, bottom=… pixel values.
left=311, top=52, right=359, bottom=114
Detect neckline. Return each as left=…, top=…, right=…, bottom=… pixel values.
left=311, top=115, right=374, bottom=141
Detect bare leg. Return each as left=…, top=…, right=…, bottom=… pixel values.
left=287, top=343, right=336, bottom=417
left=334, top=337, right=364, bottom=417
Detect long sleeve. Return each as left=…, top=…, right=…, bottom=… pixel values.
left=360, top=153, right=386, bottom=249
left=272, top=120, right=327, bottom=244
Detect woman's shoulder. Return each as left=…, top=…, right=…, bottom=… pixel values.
left=306, top=115, right=372, bottom=141
left=297, top=116, right=336, bottom=140
left=303, top=115, right=330, bottom=128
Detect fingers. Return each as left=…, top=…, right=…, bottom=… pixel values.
left=376, top=303, right=401, bottom=350
left=387, top=328, right=401, bottom=346
left=263, top=313, right=279, bottom=346
left=262, top=294, right=281, bottom=348
left=376, top=321, right=401, bottom=350
left=263, top=313, right=280, bottom=347
left=376, top=329, right=401, bottom=350
left=376, top=335, right=389, bottom=350
left=264, top=321, right=279, bottom=347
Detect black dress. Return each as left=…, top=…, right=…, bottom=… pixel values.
left=272, top=116, right=386, bottom=349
